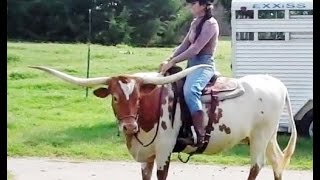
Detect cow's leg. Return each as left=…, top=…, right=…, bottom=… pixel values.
left=248, top=130, right=272, bottom=180
left=155, top=153, right=171, bottom=180
left=141, top=156, right=155, bottom=180
left=266, top=133, right=285, bottom=180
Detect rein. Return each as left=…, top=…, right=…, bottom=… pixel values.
left=117, top=85, right=164, bottom=147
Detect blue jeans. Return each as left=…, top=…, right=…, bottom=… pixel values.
left=184, top=55, right=215, bottom=115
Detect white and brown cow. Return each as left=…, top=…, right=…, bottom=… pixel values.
left=31, top=65, right=297, bottom=180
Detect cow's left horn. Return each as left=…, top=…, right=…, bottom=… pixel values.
left=139, top=64, right=214, bottom=85
left=29, top=66, right=111, bottom=87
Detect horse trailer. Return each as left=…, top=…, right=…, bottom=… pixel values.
left=231, top=0, right=313, bottom=137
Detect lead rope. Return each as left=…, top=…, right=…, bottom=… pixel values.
left=134, top=85, right=164, bottom=147
left=178, top=152, right=194, bottom=163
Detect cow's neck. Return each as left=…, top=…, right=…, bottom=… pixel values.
left=137, top=85, right=168, bottom=133
left=123, top=85, right=171, bottom=148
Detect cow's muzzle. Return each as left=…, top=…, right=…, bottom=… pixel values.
left=121, top=122, right=139, bottom=135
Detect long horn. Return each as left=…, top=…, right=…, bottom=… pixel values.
left=138, top=64, right=214, bottom=85
left=29, top=66, right=111, bottom=87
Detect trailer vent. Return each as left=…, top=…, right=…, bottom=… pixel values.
left=258, top=10, right=285, bottom=19
left=289, top=10, right=313, bottom=19
left=290, top=32, right=313, bottom=40
left=258, top=32, right=285, bottom=40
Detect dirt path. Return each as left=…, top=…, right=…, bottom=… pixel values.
left=8, top=157, right=312, bottom=180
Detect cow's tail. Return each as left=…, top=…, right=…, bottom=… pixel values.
left=280, top=90, right=298, bottom=169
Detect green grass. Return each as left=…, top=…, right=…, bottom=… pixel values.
left=7, top=40, right=312, bottom=170
left=7, top=171, right=14, bottom=180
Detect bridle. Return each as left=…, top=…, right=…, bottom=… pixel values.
left=115, top=85, right=164, bottom=148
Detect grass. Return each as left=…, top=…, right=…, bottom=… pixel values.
left=7, top=39, right=312, bottom=170
left=7, top=171, right=14, bottom=180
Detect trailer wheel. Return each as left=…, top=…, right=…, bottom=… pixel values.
left=297, top=109, right=313, bottom=138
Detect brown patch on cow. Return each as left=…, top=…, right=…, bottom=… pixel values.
left=161, top=121, right=167, bottom=130
left=219, top=124, right=226, bottom=132
left=137, top=87, right=162, bottom=132
left=206, top=98, right=223, bottom=126
left=159, top=87, right=169, bottom=118
left=161, top=87, right=169, bottom=105
left=248, top=164, right=260, bottom=180
left=274, top=172, right=282, bottom=180
left=219, top=124, right=231, bottom=134
left=157, top=156, right=171, bottom=180
left=241, top=137, right=250, bottom=146
left=225, top=126, right=231, bottom=134
left=142, top=155, right=155, bottom=180
left=217, top=108, right=223, bottom=122
left=118, top=76, right=131, bottom=83
left=138, top=86, right=170, bottom=132
left=168, top=96, right=174, bottom=113
left=140, top=84, right=157, bottom=95
left=159, top=107, right=163, bottom=119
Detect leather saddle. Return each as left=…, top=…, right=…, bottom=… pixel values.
left=167, top=66, right=245, bottom=102
left=201, top=73, right=245, bottom=103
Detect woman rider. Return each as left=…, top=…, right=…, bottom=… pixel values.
left=159, top=0, right=219, bottom=148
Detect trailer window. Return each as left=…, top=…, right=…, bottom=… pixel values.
left=258, top=32, right=285, bottom=40
left=258, top=10, right=285, bottom=19
left=290, top=32, right=313, bottom=40
left=236, top=10, right=254, bottom=19
left=290, top=10, right=313, bottom=19
left=236, top=32, right=254, bottom=41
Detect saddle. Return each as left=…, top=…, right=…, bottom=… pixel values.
left=166, top=66, right=245, bottom=154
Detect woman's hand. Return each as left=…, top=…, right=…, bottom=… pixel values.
left=159, top=60, right=169, bottom=72
left=159, top=60, right=174, bottom=75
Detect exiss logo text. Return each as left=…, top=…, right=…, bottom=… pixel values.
left=252, top=3, right=306, bottom=9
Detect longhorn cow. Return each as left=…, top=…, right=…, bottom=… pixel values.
left=31, top=64, right=297, bottom=180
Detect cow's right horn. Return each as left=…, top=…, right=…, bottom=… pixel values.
left=29, top=66, right=111, bottom=87
left=140, top=64, right=214, bottom=85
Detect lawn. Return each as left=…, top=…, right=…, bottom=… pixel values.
left=7, top=39, right=312, bottom=170
left=7, top=171, right=14, bottom=180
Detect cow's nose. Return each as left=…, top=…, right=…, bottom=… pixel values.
left=123, top=123, right=138, bottom=134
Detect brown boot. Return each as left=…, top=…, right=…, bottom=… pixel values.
left=178, top=110, right=206, bottom=147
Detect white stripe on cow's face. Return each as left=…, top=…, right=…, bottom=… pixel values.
left=119, top=80, right=135, bottom=100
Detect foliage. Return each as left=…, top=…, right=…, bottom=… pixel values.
left=219, top=0, right=232, bottom=22
left=7, top=0, right=191, bottom=46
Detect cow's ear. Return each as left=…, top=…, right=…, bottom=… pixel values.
left=93, top=88, right=110, bottom=98
left=140, top=84, right=157, bottom=95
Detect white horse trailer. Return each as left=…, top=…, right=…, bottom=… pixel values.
left=231, top=0, right=313, bottom=137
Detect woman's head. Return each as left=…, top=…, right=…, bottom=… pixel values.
left=186, top=0, right=214, bottom=17
left=186, top=0, right=215, bottom=41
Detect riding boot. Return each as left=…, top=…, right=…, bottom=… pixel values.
left=178, top=110, right=206, bottom=147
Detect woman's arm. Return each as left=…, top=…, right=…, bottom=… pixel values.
left=170, top=20, right=218, bottom=64
left=170, top=29, right=191, bottom=58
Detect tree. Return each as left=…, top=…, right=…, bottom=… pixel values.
left=219, top=0, right=232, bottom=22
left=7, top=0, right=191, bottom=46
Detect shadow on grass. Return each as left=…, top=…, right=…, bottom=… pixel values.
left=24, top=121, right=124, bottom=147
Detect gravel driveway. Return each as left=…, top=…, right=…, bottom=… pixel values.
left=7, top=157, right=313, bottom=180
